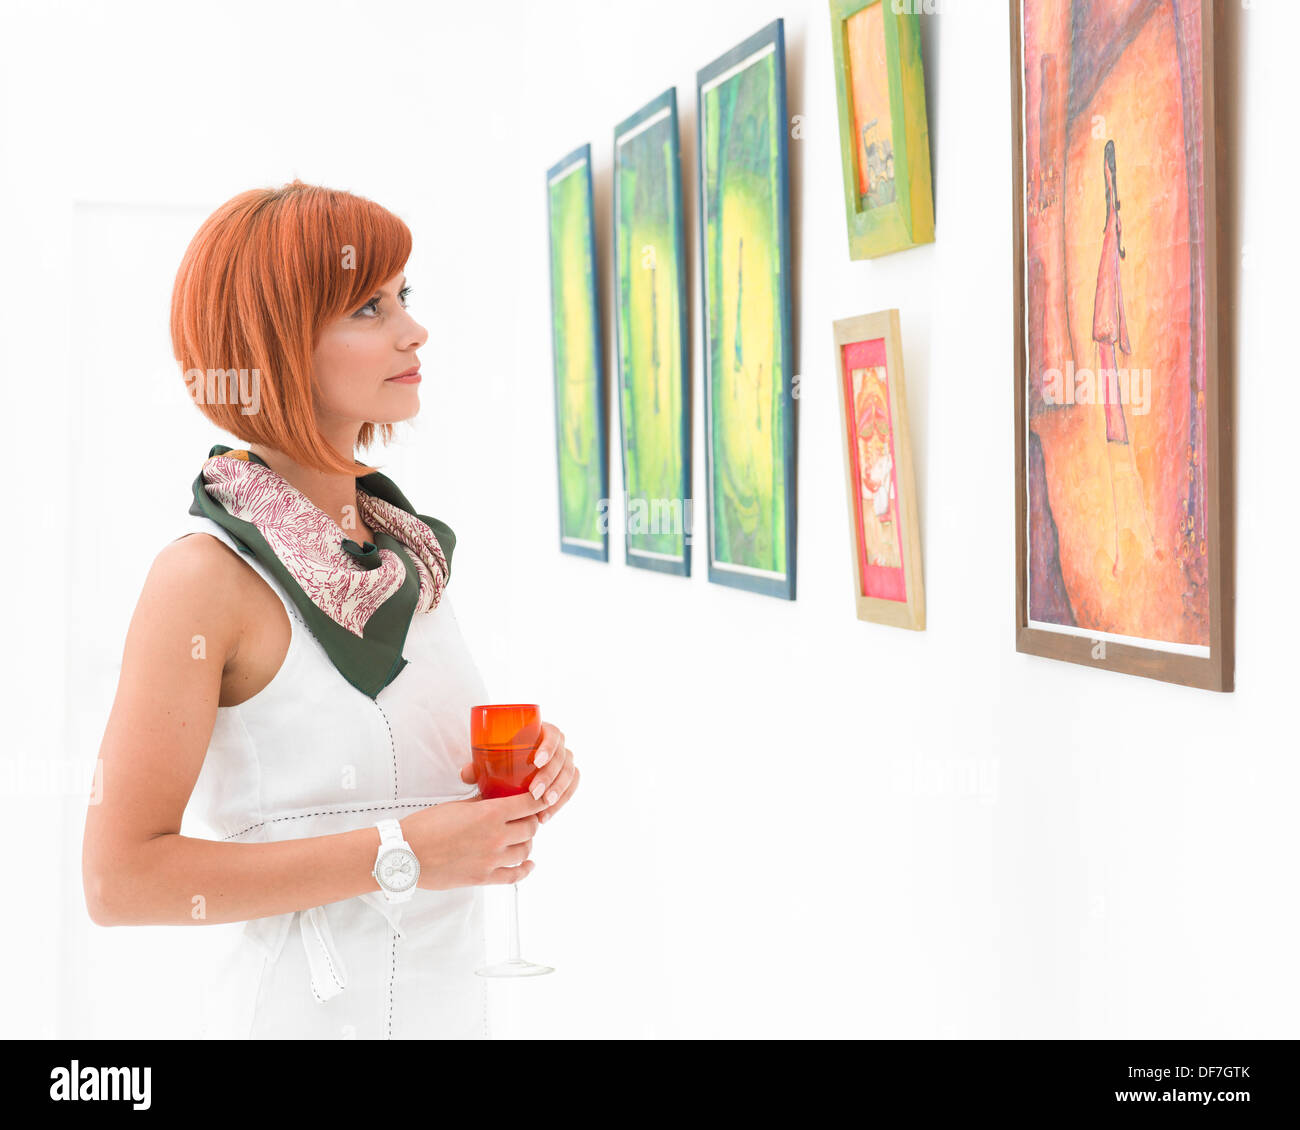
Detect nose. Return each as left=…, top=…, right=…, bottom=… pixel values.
left=401, top=313, right=428, bottom=350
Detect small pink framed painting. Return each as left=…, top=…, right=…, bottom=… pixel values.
left=832, top=309, right=925, bottom=630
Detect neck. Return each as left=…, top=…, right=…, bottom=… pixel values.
left=247, top=442, right=369, bottom=539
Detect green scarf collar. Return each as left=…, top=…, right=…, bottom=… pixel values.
left=188, top=444, right=456, bottom=700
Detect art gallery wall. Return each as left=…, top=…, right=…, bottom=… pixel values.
left=2, top=0, right=1294, bottom=1039
left=448, top=0, right=1300, bottom=1038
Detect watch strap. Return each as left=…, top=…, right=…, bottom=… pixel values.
left=376, top=818, right=405, bottom=850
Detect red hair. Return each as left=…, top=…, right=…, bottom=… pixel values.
left=170, top=179, right=412, bottom=476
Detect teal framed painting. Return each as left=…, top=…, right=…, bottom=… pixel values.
left=546, top=143, right=610, bottom=561
left=696, top=18, right=797, bottom=600
left=829, top=0, right=935, bottom=259
left=613, top=88, right=692, bottom=577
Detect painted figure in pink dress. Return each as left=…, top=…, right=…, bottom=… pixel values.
left=1093, top=138, right=1155, bottom=576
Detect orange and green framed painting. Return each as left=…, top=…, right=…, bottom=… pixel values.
left=1012, top=0, right=1233, bottom=690
left=829, top=0, right=935, bottom=259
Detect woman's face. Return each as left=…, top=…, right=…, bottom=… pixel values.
left=311, top=270, right=428, bottom=432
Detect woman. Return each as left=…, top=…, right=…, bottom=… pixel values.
left=1092, top=138, right=1156, bottom=576
left=81, top=180, right=579, bottom=1039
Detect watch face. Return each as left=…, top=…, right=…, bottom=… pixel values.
left=377, top=848, right=420, bottom=893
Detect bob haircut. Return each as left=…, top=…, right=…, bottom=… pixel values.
left=170, top=178, right=412, bottom=477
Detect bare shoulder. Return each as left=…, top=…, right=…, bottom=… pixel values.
left=160, top=528, right=250, bottom=583
left=145, top=532, right=249, bottom=661
left=162, top=528, right=246, bottom=575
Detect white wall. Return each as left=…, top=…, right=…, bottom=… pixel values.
left=2, top=0, right=1296, bottom=1039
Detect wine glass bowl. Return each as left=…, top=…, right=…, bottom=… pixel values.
left=470, top=703, right=543, bottom=799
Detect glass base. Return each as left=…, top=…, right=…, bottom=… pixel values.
left=475, top=958, right=555, bottom=978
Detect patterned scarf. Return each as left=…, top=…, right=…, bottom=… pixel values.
left=188, top=444, right=456, bottom=699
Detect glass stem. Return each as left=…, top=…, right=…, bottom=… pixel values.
left=508, top=882, right=522, bottom=963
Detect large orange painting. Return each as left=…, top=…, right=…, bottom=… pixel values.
left=1021, top=0, right=1212, bottom=655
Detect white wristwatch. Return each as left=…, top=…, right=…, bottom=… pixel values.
left=371, top=818, right=420, bottom=903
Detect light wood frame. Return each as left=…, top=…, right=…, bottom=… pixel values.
left=833, top=309, right=925, bottom=630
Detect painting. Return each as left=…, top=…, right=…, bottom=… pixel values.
left=829, top=0, right=935, bottom=259
left=833, top=310, right=925, bottom=630
left=546, top=143, right=609, bottom=561
left=1012, top=0, right=1233, bottom=689
left=613, top=88, right=692, bottom=576
left=696, top=18, right=797, bottom=600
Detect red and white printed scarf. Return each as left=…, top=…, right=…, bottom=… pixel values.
left=198, top=449, right=448, bottom=637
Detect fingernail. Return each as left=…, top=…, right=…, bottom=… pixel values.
left=531, top=781, right=546, bottom=800
left=546, top=789, right=558, bottom=806
left=534, top=749, right=551, bottom=768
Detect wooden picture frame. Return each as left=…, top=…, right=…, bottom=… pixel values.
left=833, top=309, right=925, bottom=630
left=696, top=18, right=797, bottom=600
left=829, top=0, right=935, bottom=259
left=1011, top=0, right=1234, bottom=690
left=546, top=143, right=610, bottom=562
left=613, top=88, right=693, bottom=577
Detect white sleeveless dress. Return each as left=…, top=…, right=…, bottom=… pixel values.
left=173, top=512, right=492, bottom=1039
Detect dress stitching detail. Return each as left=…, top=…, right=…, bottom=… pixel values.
left=374, top=699, right=398, bottom=799
left=221, top=801, right=437, bottom=841
left=388, top=926, right=396, bottom=1040
left=309, top=917, right=345, bottom=990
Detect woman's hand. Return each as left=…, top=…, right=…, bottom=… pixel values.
left=400, top=793, right=545, bottom=890
left=458, top=720, right=580, bottom=825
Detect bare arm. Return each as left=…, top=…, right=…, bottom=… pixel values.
left=81, top=534, right=541, bottom=928
left=81, top=534, right=386, bottom=926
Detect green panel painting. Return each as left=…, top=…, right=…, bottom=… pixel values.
left=697, top=19, right=796, bottom=598
left=546, top=145, right=608, bottom=560
left=614, top=89, right=691, bottom=575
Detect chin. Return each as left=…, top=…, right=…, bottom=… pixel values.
left=366, top=404, right=420, bottom=426
left=372, top=388, right=420, bottom=411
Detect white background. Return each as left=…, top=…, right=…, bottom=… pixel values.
left=0, top=0, right=1296, bottom=1039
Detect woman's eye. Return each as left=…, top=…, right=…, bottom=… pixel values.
left=356, top=287, right=413, bottom=318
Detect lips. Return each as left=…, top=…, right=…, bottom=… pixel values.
left=388, top=366, right=420, bottom=380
